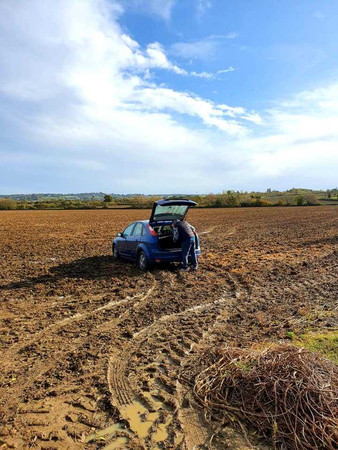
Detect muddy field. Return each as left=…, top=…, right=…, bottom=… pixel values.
left=0, top=207, right=337, bottom=449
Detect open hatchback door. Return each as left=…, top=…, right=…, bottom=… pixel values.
left=149, top=199, right=197, bottom=223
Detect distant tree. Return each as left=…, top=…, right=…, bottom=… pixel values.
left=214, top=197, right=223, bottom=207
left=204, top=194, right=217, bottom=207
left=326, top=190, right=332, bottom=199
left=223, top=191, right=240, bottom=207
left=304, top=194, right=319, bottom=206
left=296, top=196, right=305, bottom=206
left=103, top=194, right=113, bottom=203
left=190, top=195, right=203, bottom=205
left=267, top=188, right=272, bottom=193
left=0, top=198, right=17, bottom=210
left=250, top=194, right=262, bottom=200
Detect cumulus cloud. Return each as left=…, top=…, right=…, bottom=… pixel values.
left=0, top=0, right=251, bottom=137
left=141, top=42, right=225, bottom=79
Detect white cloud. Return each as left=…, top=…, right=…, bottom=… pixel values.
left=219, top=105, right=263, bottom=124
left=135, top=42, right=230, bottom=79
left=170, top=34, right=239, bottom=61
left=235, top=83, right=338, bottom=179
left=224, top=32, right=239, bottom=39
left=0, top=0, right=337, bottom=193
left=142, top=42, right=216, bottom=78
left=131, top=87, right=247, bottom=135
left=0, top=0, right=251, bottom=138
left=216, top=67, right=237, bottom=75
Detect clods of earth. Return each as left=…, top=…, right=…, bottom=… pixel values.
left=0, top=207, right=337, bottom=449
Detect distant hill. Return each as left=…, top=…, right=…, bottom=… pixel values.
left=0, top=189, right=337, bottom=202
left=0, top=189, right=337, bottom=210
left=0, top=192, right=168, bottom=201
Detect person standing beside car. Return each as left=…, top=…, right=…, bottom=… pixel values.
left=172, top=218, right=198, bottom=271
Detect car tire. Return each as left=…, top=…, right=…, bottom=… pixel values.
left=137, top=250, right=148, bottom=271
left=112, top=244, right=120, bottom=260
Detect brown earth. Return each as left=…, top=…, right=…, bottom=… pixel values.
left=0, top=207, right=337, bottom=449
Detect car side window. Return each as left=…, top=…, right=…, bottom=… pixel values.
left=132, top=223, right=143, bottom=236
left=123, top=223, right=135, bottom=237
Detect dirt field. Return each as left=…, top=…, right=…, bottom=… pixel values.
left=0, top=207, right=337, bottom=449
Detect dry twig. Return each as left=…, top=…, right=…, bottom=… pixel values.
left=183, top=345, right=337, bottom=449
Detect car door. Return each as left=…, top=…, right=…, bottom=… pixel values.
left=127, top=222, right=144, bottom=259
left=119, top=223, right=135, bottom=257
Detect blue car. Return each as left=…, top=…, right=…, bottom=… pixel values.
left=112, top=199, right=201, bottom=270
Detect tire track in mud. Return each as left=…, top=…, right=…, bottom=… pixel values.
left=2, top=266, right=249, bottom=449
left=1, top=280, right=157, bottom=449
left=108, top=351, right=134, bottom=407
left=199, top=225, right=219, bottom=235
left=105, top=272, right=241, bottom=449
left=3, top=265, right=249, bottom=448
left=12, top=396, right=101, bottom=450
left=3, top=280, right=157, bottom=360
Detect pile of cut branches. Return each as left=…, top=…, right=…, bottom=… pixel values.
left=190, top=345, right=337, bottom=449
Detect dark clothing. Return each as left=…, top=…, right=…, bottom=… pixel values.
left=176, top=220, right=194, bottom=241
left=182, top=237, right=198, bottom=270
left=174, top=220, right=198, bottom=270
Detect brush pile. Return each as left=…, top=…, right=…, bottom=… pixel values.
left=190, top=345, right=337, bottom=449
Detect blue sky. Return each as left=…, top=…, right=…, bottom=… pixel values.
left=0, top=0, right=337, bottom=194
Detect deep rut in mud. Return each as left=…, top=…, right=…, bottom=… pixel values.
left=106, top=277, right=238, bottom=449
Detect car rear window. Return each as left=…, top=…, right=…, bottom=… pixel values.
left=153, top=204, right=188, bottom=221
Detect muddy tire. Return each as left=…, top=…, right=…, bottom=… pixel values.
left=137, top=250, right=149, bottom=271
left=112, top=244, right=120, bottom=260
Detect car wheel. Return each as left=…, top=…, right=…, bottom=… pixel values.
left=137, top=251, right=148, bottom=271
left=112, top=244, right=120, bottom=260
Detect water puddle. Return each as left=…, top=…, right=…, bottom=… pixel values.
left=153, top=417, right=171, bottom=443
left=86, top=394, right=171, bottom=447
left=104, top=437, right=129, bottom=449
left=120, top=394, right=171, bottom=444
left=142, top=393, right=172, bottom=442
left=85, top=423, right=130, bottom=448
left=121, top=401, right=158, bottom=439
left=126, top=399, right=169, bottom=436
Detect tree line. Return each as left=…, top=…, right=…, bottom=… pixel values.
left=0, top=189, right=337, bottom=210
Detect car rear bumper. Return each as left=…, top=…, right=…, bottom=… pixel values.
left=149, top=247, right=201, bottom=263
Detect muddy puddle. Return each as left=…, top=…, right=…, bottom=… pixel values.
left=123, top=400, right=169, bottom=442
left=85, top=423, right=129, bottom=448
left=86, top=395, right=171, bottom=448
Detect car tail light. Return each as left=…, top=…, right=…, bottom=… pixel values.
left=148, top=224, right=157, bottom=236
left=155, top=259, right=161, bottom=263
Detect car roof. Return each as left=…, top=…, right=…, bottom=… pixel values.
left=137, top=220, right=173, bottom=225
left=124, top=220, right=148, bottom=227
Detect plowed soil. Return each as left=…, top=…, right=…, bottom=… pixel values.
left=0, top=207, right=337, bottom=449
